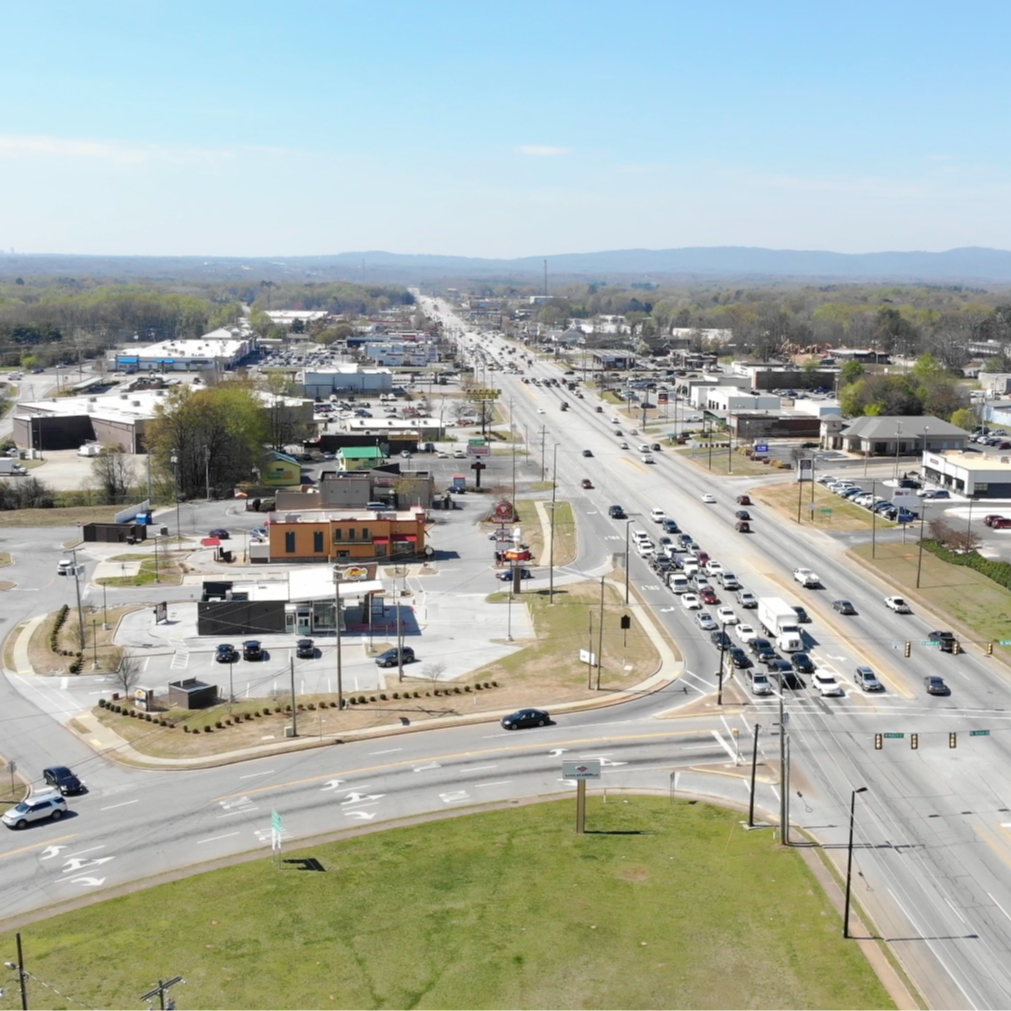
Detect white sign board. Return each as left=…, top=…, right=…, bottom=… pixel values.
left=796, top=458, right=815, bottom=482
left=562, top=760, right=601, bottom=780
left=578, top=648, right=597, bottom=665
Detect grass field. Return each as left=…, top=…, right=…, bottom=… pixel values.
left=756, top=481, right=900, bottom=533
left=0, top=505, right=121, bottom=527
left=28, top=605, right=142, bottom=675
left=513, top=498, right=577, bottom=567
left=853, top=541, right=1011, bottom=654
left=675, top=444, right=780, bottom=477
left=0, top=798, right=892, bottom=1011
left=96, top=550, right=184, bottom=587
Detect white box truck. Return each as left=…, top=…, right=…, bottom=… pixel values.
left=757, top=597, right=803, bottom=652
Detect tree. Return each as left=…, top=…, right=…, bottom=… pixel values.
left=950, top=407, right=976, bottom=431
left=839, top=360, right=865, bottom=385
left=90, top=446, right=136, bottom=504
left=839, top=374, right=921, bottom=417
left=260, top=371, right=314, bottom=452
left=112, top=651, right=143, bottom=695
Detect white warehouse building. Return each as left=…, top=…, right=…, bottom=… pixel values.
left=300, top=366, right=393, bottom=399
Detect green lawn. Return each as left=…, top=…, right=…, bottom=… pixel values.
left=0, top=799, right=892, bottom=1011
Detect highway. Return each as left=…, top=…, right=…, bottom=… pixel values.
left=1, top=305, right=1010, bottom=1009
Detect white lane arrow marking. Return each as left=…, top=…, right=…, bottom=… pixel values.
left=40, top=845, right=67, bottom=861
left=344, top=811, right=376, bottom=820
left=547, top=748, right=568, bottom=757
left=660, top=607, right=676, bottom=612
left=68, top=876, right=106, bottom=887
left=62, top=856, right=114, bottom=874
left=341, top=793, right=385, bottom=805
left=320, top=780, right=346, bottom=791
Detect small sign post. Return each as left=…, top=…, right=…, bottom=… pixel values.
left=271, top=809, right=283, bottom=862
left=562, top=760, right=601, bottom=834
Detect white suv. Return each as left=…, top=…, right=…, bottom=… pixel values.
left=2, top=791, right=67, bottom=830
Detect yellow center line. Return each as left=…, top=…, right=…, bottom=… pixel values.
left=214, top=728, right=716, bottom=801
left=0, top=832, right=77, bottom=862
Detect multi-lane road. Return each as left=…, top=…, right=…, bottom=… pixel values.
left=2, top=309, right=1011, bottom=1008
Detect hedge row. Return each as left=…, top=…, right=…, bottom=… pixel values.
left=347, top=681, right=499, bottom=706
left=98, top=699, right=174, bottom=727
left=923, top=539, right=1011, bottom=589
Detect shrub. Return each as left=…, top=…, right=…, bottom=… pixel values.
left=285, top=704, right=292, bottom=712
left=465, top=685, right=472, bottom=692
left=454, top=686, right=462, bottom=694
left=475, top=683, right=483, bottom=691
left=380, top=693, right=387, bottom=701
left=307, top=703, right=315, bottom=710
left=215, top=721, right=223, bottom=729
left=192, top=727, right=200, bottom=734
left=183, top=725, right=190, bottom=733
left=204, top=725, right=212, bottom=733
left=145, top=713, right=153, bottom=721
left=349, top=696, right=357, bottom=705
left=433, top=689, right=441, bottom=696
left=358, top=695, right=366, bottom=704
left=369, top=695, right=377, bottom=703
left=244, top=713, right=253, bottom=721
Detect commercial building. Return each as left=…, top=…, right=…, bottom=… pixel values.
left=921, top=450, right=1011, bottom=498
left=260, top=452, right=303, bottom=487
left=828, top=416, right=969, bottom=457
left=262, top=506, right=427, bottom=564
left=113, top=338, right=251, bottom=373
left=705, top=389, right=780, bottom=413
left=275, top=469, right=435, bottom=512
left=301, top=366, right=393, bottom=398
left=338, top=446, right=388, bottom=471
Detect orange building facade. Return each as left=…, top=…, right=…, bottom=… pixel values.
left=265, top=507, right=427, bottom=563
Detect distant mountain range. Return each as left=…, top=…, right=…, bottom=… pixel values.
left=3, top=245, right=1011, bottom=284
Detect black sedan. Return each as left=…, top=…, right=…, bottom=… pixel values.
left=791, top=652, right=815, bottom=674
left=43, top=766, right=84, bottom=795
left=582, top=449, right=593, bottom=457
left=832, top=599, right=857, bottom=615
left=792, top=606, right=811, bottom=623
left=501, top=708, right=551, bottom=730
left=215, top=643, right=238, bottom=663
left=768, top=658, right=799, bottom=688
left=296, top=638, right=316, bottom=659
left=925, top=676, right=950, bottom=696
left=209, top=528, right=230, bottom=539
left=496, top=568, right=533, bottom=581
left=734, top=510, right=751, bottom=521
left=728, top=647, right=752, bottom=669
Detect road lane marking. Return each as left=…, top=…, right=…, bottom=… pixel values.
left=196, top=832, right=241, bottom=845
left=467, top=765, right=498, bottom=771
left=0, top=834, right=76, bottom=861
left=212, top=729, right=720, bottom=802
left=474, top=781, right=512, bottom=788
left=711, top=730, right=738, bottom=762
left=239, top=771, right=275, bottom=779
left=64, top=844, right=104, bottom=859
left=369, top=748, right=403, bottom=755
left=987, top=890, right=1011, bottom=926
left=100, top=799, right=139, bottom=811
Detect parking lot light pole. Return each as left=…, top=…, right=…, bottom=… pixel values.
left=915, top=428, right=929, bottom=589
left=170, top=449, right=180, bottom=542
left=843, top=787, right=869, bottom=938
left=624, top=519, right=632, bottom=604
left=748, top=723, right=761, bottom=827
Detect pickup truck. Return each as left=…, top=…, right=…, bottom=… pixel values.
left=793, top=567, right=820, bottom=588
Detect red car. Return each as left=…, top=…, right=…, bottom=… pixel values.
left=696, top=551, right=710, bottom=565
left=736, top=520, right=751, bottom=533
left=994, top=518, right=1011, bottom=529
left=700, top=586, right=719, bottom=605
left=736, top=494, right=751, bottom=506
left=984, top=514, right=1006, bottom=527
left=580, top=478, right=593, bottom=489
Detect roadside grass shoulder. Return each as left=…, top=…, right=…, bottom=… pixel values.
left=756, top=481, right=899, bottom=533
left=0, top=798, right=893, bottom=1011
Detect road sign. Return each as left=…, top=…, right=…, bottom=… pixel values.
left=883, top=732, right=905, bottom=739
left=921, top=640, right=940, bottom=646
left=970, top=730, right=991, bottom=737
left=466, top=388, right=501, bottom=400
left=271, top=809, right=283, bottom=832
left=578, top=648, right=597, bottom=665
left=562, top=760, right=601, bottom=780
left=754, top=443, right=768, bottom=453
left=820, top=508, right=832, bottom=515
left=1000, top=640, right=1011, bottom=646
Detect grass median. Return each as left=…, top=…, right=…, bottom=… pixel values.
left=28, top=604, right=143, bottom=676
left=756, top=481, right=900, bottom=533
left=0, top=797, right=893, bottom=1010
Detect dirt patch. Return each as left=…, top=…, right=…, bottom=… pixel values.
left=0, top=580, right=14, bottom=591
left=0, top=505, right=122, bottom=527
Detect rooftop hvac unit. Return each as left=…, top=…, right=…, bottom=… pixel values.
left=88, top=396, right=97, bottom=402
left=120, top=393, right=129, bottom=399
left=132, top=400, right=141, bottom=407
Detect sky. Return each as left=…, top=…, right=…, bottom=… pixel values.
left=2, top=0, right=1011, bottom=259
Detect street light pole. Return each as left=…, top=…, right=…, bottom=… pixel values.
left=843, top=786, right=869, bottom=938
left=624, top=518, right=631, bottom=605
left=916, top=427, right=929, bottom=588
left=204, top=446, right=211, bottom=502
left=170, top=449, right=181, bottom=542
left=748, top=723, right=761, bottom=828
left=548, top=444, right=557, bottom=605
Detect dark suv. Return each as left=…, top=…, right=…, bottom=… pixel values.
left=608, top=505, right=625, bottom=519
left=215, top=643, right=238, bottom=663
left=43, top=766, right=84, bottom=795
left=242, top=640, right=264, bottom=661
left=710, top=630, right=732, bottom=650
left=376, top=646, right=416, bottom=668
left=295, top=638, right=316, bottom=659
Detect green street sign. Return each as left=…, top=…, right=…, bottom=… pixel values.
left=883, top=732, right=905, bottom=739
left=970, top=730, right=991, bottom=737
left=271, top=809, right=283, bottom=832
left=820, top=508, right=832, bottom=515
left=922, top=640, right=940, bottom=646
left=999, top=640, right=1011, bottom=646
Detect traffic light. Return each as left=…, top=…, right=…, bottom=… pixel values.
left=953, top=639, right=961, bottom=656
left=904, top=641, right=912, bottom=658
left=911, top=733, right=919, bottom=750
left=949, top=732, right=957, bottom=749
left=874, top=733, right=883, bottom=751
left=987, top=642, right=994, bottom=656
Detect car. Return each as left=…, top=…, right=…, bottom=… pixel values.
left=215, top=643, right=238, bottom=663
left=710, top=629, right=733, bottom=649
left=496, top=568, right=532, bottom=580
left=734, top=510, right=751, bottom=521
left=737, top=591, right=757, bottom=609
left=792, top=606, right=810, bottom=623
left=927, top=630, right=957, bottom=652
left=736, top=495, right=751, bottom=506
left=580, top=478, right=593, bottom=489
left=748, top=636, right=775, bottom=658
left=2, top=792, right=67, bottom=830
left=791, top=652, right=815, bottom=673
left=608, top=505, right=625, bottom=519
left=719, top=571, right=741, bottom=591
left=924, top=675, right=950, bottom=696
left=242, top=639, right=263, bottom=661
left=768, top=658, right=799, bottom=687
left=501, top=708, right=550, bottom=730
left=296, top=638, right=316, bottom=659
left=854, top=666, right=884, bottom=692
left=680, top=592, right=702, bottom=610
left=699, top=586, right=719, bottom=605
left=650, top=508, right=665, bottom=523
left=884, top=596, right=912, bottom=614
left=651, top=443, right=661, bottom=452
left=793, top=567, right=820, bottom=587
left=734, top=623, right=758, bottom=643
left=728, top=647, right=752, bottom=669
left=376, top=646, right=416, bottom=668
left=582, top=449, right=593, bottom=457
left=537, top=408, right=545, bottom=414
left=662, top=518, right=680, bottom=534
left=922, top=490, right=951, bottom=500
left=984, top=514, right=1006, bottom=527
left=619, top=441, right=629, bottom=450
left=209, top=528, right=230, bottom=539
left=701, top=493, right=716, bottom=504
left=716, top=607, right=738, bottom=625
left=735, top=520, right=751, bottom=533
left=250, top=527, right=268, bottom=540
left=811, top=671, right=845, bottom=696
left=695, top=611, right=718, bottom=631
left=832, top=599, right=856, bottom=615
left=42, top=766, right=84, bottom=795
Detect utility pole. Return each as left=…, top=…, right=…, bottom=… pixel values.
left=540, top=426, right=546, bottom=482
left=548, top=444, right=557, bottom=604
left=71, top=548, right=85, bottom=651
left=624, top=519, right=631, bottom=605
left=586, top=612, right=593, bottom=689
left=204, top=446, right=211, bottom=502
left=778, top=672, right=788, bottom=844
left=289, top=658, right=298, bottom=737
left=334, top=571, right=344, bottom=707
left=717, top=635, right=727, bottom=705
left=140, top=976, right=185, bottom=1011
left=596, top=575, right=605, bottom=690
left=171, top=449, right=181, bottom=542
left=396, top=592, right=404, bottom=681
left=228, top=659, right=233, bottom=718
left=748, top=723, right=761, bottom=828
left=871, top=478, right=877, bottom=558
left=12, top=931, right=28, bottom=1010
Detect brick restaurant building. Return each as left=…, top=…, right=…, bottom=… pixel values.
left=263, top=506, right=427, bottom=563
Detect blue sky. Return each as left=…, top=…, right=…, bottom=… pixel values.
left=2, top=0, right=1010, bottom=258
